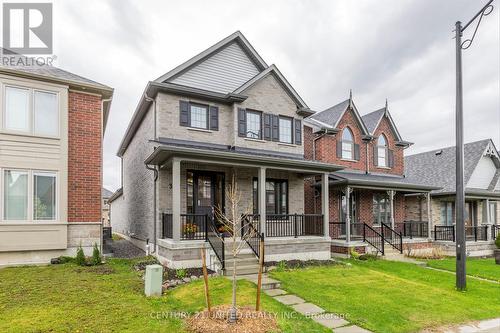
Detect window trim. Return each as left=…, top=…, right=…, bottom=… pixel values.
left=0, top=168, right=59, bottom=223
left=341, top=127, right=354, bottom=160
left=32, top=171, right=58, bottom=221
left=245, top=109, right=262, bottom=139
left=188, top=102, right=209, bottom=130
left=278, top=116, right=293, bottom=144
left=1, top=84, right=60, bottom=139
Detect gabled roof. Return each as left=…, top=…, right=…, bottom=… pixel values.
left=234, top=64, right=310, bottom=113
left=405, top=139, right=500, bottom=195
left=307, top=98, right=369, bottom=135
left=361, top=104, right=407, bottom=145
left=155, top=31, right=268, bottom=86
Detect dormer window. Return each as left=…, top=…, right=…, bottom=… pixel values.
left=377, top=134, right=388, bottom=167
left=341, top=127, right=354, bottom=160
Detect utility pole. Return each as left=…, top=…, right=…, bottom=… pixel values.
left=454, top=0, right=494, bottom=291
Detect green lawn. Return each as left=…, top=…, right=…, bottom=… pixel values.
left=0, top=259, right=329, bottom=333
left=426, top=257, right=500, bottom=282
left=270, top=259, right=500, bottom=333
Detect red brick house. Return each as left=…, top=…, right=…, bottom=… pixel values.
left=304, top=95, right=437, bottom=255
left=0, top=64, right=113, bottom=266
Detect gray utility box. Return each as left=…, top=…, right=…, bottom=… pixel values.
left=145, top=264, right=163, bottom=297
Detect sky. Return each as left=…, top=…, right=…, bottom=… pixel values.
left=50, top=0, right=500, bottom=192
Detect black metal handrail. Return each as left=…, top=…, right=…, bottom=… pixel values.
left=329, top=221, right=364, bottom=240
left=466, top=225, right=488, bottom=241
left=434, top=225, right=455, bottom=241
left=363, top=223, right=384, bottom=255
left=241, top=214, right=264, bottom=259
left=381, top=223, right=403, bottom=253
left=162, top=213, right=173, bottom=239
left=266, top=214, right=323, bottom=237
left=396, top=221, right=428, bottom=239
left=206, top=215, right=225, bottom=270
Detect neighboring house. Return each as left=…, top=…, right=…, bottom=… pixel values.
left=405, top=139, right=500, bottom=251
left=0, top=64, right=113, bottom=266
left=110, top=31, right=339, bottom=269
left=102, top=188, right=113, bottom=227
left=304, top=96, right=438, bottom=255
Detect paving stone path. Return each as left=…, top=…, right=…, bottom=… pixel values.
left=238, top=273, right=373, bottom=332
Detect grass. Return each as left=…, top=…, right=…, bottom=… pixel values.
left=426, top=257, right=500, bottom=282
left=270, top=259, right=500, bottom=333
left=0, top=258, right=329, bottom=333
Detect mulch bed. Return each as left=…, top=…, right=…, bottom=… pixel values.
left=185, top=305, right=278, bottom=333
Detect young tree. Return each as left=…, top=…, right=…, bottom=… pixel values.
left=214, top=172, right=257, bottom=323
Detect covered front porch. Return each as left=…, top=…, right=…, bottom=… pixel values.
left=145, top=143, right=340, bottom=267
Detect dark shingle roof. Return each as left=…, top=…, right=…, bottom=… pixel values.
left=361, top=108, right=385, bottom=134
left=404, top=139, right=493, bottom=193
left=308, top=99, right=349, bottom=126
left=330, top=170, right=439, bottom=191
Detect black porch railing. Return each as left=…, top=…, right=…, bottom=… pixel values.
left=329, top=221, right=364, bottom=240
left=466, top=225, right=488, bottom=241
left=266, top=214, right=323, bottom=237
left=363, top=223, right=384, bottom=255
left=434, top=225, right=455, bottom=241
left=206, top=215, right=225, bottom=270
left=162, top=213, right=173, bottom=239
left=396, top=221, right=429, bottom=239
left=180, top=214, right=207, bottom=240
left=381, top=223, right=403, bottom=253
left=241, top=214, right=264, bottom=259
left=493, top=225, right=499, bottom=240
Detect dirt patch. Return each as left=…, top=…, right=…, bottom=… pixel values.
left=185, top=305, right=279, bottom=333
left=164, top=267, right=215, bottom=280
left=74, top=265, right=115, bottom=275
left=265, top=259, right=340, bottom=270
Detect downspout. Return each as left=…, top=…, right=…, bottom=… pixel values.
left=144, top=92, right=158, bottom=253
left=312, top=132, right=326, bottom=161
left=100, top=98, right=112, bottom=254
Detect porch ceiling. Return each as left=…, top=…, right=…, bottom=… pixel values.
left=144, top=144, right=342, bottom=174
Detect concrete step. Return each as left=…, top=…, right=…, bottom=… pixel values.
left=224, top=264, right=260, bottom=276
left=236, top=274, right=281, bottom=290
left=225, top=256, right=259, bottom=265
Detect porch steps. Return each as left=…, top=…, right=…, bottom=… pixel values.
left=222, top=240, right=260, bottom=276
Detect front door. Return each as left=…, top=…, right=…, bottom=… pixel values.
left=192, top=171, right=225, bottom=217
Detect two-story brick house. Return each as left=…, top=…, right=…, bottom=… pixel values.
left=304, top=96, right=438, bottom=255
left=0, top=64, right=113, bottom=266
left=110, top=32, right=340, bottom=270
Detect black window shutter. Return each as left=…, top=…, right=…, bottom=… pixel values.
left=373, top=146, right=378, bottom=166
left=388, top=149, right=394, bottom=168
left=272, top=115, right=279, bottom=141
left=263, top=113, right=271, bottom=140
left=209, top=106, right=219, bottom=131
left=354, top=144, right=360, bottom=161
left=179, top=100, right=190, bottom=127
left=336, top=140, right=342, bottom=158
left=294, top=119, right=302, bottom=145
left=238, top=108, right=246, bottom=137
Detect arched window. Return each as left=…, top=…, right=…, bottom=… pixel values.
left=341, top=127, right=354, bottom=160
left=377, top=134, right=388, bottom=167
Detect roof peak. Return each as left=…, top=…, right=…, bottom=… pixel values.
left=407, top=139, right=493, bottom=158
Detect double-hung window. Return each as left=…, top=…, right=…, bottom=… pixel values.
left=440, top=202, right=454, bottom=225
left=246, top=111, right=261, bottom=139
left=2, top=170, right=57, bottom=221
left=279, top=117, right=292, bottom=143
left=372, top=193, right=390, bottom=226
left=377, top=135, right=388, bottom=167
left=341, top=128, right=354, bottom=160
left=489, top=202, right=497, bottom=224
left=3, top=86, right=59, bottom=137
left=189, top=104, right=208, bottom=129
left=252, top=179, right=288, bottom=215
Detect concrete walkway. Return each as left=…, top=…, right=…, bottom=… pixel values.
left=239, top=273, right=373, bottom=332
left=442, top=318, right=500, bottom=333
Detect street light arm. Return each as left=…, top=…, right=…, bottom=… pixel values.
left=460, top=0, right=494, bottom=49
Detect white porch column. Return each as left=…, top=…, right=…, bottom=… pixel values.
left=426, top=192, right=432, bottom=240
left=345, top=186, right=351, bottom=243
left=258, top=167, right=266, bottom=236
left=321, top=172, right=329, bottom=238
left=388, top=190, right=395, bottom=229
left=172, top=158, right=181, bottom=241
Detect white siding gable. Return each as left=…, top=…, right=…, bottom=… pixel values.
left=169, top=42, right=260, bottom=93
left=468, top=155, right=498, bottom=189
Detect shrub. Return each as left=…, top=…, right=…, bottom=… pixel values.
left=75, top=245, right=86, bottom=266
left=276, top=260, right=288, bottom=272
left=91, top=243, right=101, bottom=266
left=176, top=268, right=187, bottom=279
left=359, top=254, right=379, bottom=261
left=350, top=249, right=360, bottom=259
left=58, top=256, right=75, bottom=264
left=495, top=234, right=500, bottom=249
